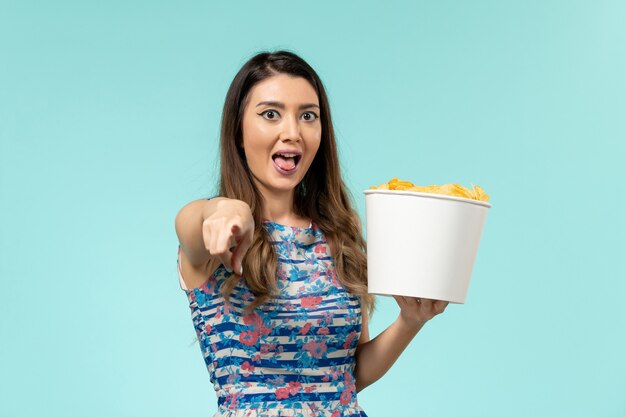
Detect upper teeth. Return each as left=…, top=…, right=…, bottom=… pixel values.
left=278, top=153, right=297, bottom=158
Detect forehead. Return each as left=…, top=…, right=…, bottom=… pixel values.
left=247, top=74, right=319, bottom=105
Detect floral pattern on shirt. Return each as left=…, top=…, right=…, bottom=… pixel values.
left=178, top=220, right=368, bottom=417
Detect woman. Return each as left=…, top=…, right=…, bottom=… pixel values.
left=175, top=50, right=448, bottom=417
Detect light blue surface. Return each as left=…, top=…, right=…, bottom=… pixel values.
left=1, top=1, right=624, bottom=416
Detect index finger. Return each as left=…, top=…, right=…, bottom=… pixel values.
left=230, top=232, right=253, bottom=276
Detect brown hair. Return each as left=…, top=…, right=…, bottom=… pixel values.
left=213, top=50, right=375, bottom=321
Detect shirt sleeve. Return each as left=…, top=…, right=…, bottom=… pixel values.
left=177, top=244, right=190, bottom=292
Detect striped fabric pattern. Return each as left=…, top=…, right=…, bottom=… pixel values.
left=178, top=220, right=368, bottom=417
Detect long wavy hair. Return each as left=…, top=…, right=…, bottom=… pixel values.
left=212, top=50, right=376, bottom=321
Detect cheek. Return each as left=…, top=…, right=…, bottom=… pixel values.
left=242, top=118, right=271, bottom=149
left=245, top=148, right=268, bottom=169
left=242, top=134, right=273, bottom=163
left=310, top=138, right=322, bottom=159
left=302, top=144, right=321, bottom=170
left=245, top=119, right=276, bottom=140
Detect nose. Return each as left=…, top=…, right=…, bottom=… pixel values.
left=279, top=113, right=301, bottom=142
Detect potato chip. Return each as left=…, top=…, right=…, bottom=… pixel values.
left=370, top=178, right=490, bottom=202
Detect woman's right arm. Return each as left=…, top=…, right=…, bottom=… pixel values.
left=175, top=197, right=254, bottom=275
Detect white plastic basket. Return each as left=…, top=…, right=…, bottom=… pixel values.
left=364, top=189, right=491, bottom=304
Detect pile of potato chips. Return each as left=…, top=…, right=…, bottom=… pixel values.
left=371, top=178, right=490, bottom=202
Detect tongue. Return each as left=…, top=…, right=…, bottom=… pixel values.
left=274, top=156, right=296, bottom=171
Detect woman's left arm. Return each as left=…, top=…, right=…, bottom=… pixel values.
left=354, top=297, right=448, bottom=393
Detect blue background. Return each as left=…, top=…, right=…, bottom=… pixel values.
left=1, top=1, right=624, bottom=416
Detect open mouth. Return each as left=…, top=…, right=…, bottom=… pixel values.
left=272, top=152, right=302, bottom=173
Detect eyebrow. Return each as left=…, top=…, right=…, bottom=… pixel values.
left=255, top=101, right=320, bottom=110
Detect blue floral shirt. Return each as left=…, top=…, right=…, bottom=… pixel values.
left=178, top=220, right=368, bottom=417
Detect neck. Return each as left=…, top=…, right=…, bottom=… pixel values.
left=255, top=182, right=309, bottom=227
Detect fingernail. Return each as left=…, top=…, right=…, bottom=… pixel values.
left=225, top=265, right=232, bottom=273
left=239, top=265, right=243, bottom=275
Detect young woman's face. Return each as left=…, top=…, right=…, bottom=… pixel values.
left=241, top=74, right=322, bottom=200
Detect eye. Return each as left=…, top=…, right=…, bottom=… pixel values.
left=302, top=112, right=318, bottom=121
left=259, top=110, right=279, bottom=120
